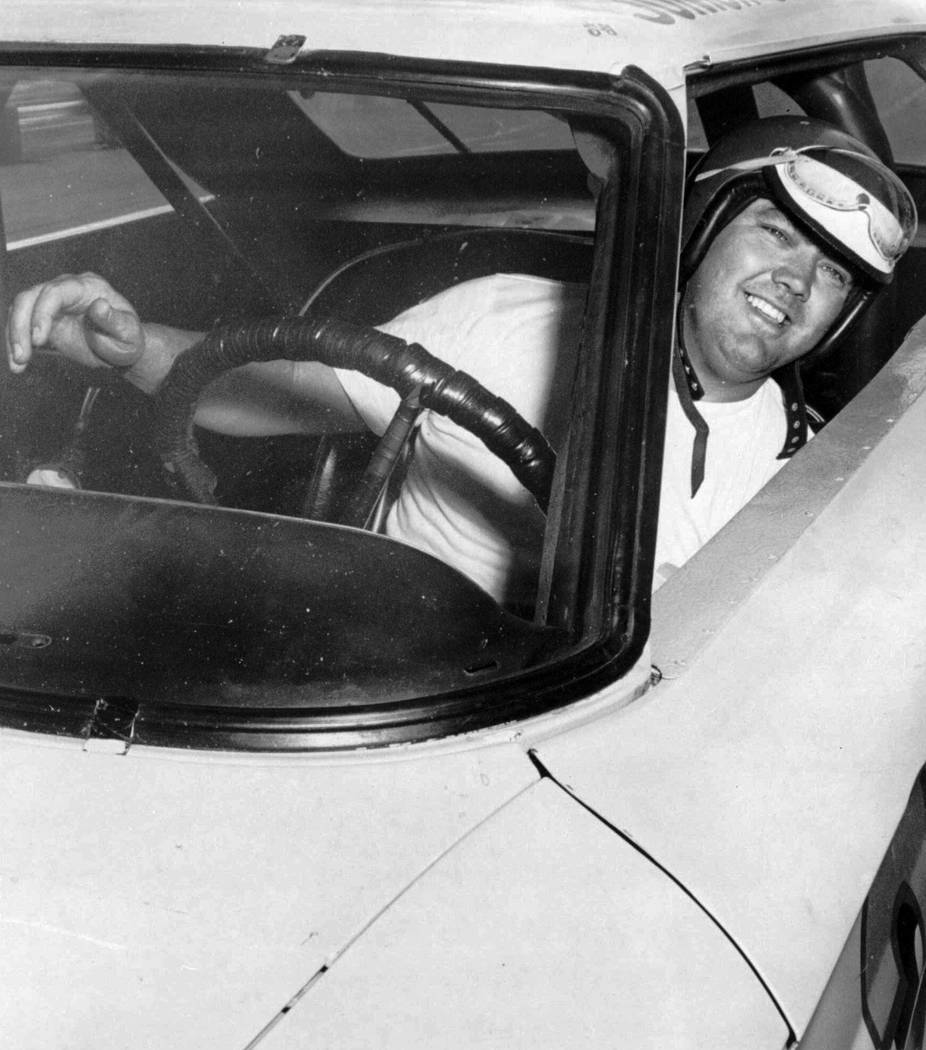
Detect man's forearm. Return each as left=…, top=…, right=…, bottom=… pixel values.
left=123, top=322, right=202, bottom=396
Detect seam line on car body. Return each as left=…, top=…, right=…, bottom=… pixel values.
left=526, top=746, right=798, bottom=1047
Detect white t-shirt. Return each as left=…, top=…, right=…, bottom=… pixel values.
left=335, top=274, right=791, bottom=603
left=652, top=381, right=789, bottom=588
left=336, top=273, right=586, bottom=607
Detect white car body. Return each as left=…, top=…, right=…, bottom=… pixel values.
left=1, top=1, right=925, bottom=1047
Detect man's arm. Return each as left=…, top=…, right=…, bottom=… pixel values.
left=5, top=272, right=363, bottom=436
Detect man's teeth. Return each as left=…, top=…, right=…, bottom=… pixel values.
left=746, top=293, right=788, bottom=326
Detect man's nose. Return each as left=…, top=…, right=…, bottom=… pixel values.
left=772, top=248, right=815, bottom=300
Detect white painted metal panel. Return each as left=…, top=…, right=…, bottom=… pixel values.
left=1, top=0, right=925, bottom=99
left=259, top=778, right=788, bottom=1050
left=0, top=732, right=536, bottom=1048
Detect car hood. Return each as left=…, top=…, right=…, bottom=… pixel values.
left=0, top=729, right=538, bottom=1048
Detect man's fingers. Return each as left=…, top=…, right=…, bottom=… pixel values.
left=6, top=283, right=45, bottom=373
left=5, top=274, right=143, bottom=374
left=10, top=274, right=94, bottom=368
left=27, top=274, right=88, bottom=346
left=84, top=298, right=145, bottom=368
left=6, top=343, right=28, bottom=374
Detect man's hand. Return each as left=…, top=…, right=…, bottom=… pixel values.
left=4, top=271, right=358, bottom=435
left=6, top=272, right=145, bottom=375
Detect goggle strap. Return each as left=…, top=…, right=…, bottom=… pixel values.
left=694, top=145, right=873, bottom=183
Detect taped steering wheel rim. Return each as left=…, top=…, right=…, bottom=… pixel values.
left=152, top=316, right=556, bottom=515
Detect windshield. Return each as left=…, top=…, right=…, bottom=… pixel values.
left=0, top=58, right=679, bottom=749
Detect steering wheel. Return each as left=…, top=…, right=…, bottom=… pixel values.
left=152, top=316, right=556, bottom=523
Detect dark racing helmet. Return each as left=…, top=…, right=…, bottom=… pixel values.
left=673, top=116, right=917, bottom=497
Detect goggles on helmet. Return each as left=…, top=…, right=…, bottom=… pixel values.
left=695, top=145, right=917, bottom=283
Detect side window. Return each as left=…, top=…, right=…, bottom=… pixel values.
left=865, top=56, right=926, bottom=165
left=684, top=100, right=707, bottom=152
left=0, top=77, right=170, bottom=245
left=685, top=83, right=805, bottom=154
left=753, top=81, right=806, bottom=119
left=290, top=91, right=575, bottom=158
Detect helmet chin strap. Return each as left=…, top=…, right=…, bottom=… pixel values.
left=672, top=318, right=709, bottom=497
left=772, top=362, right=810, bottom=461
left=672, top=316, right=809, bottom=498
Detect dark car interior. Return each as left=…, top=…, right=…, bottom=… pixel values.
left=0, top=64, right=618, bottom=741
left=0, top=73, right=598, bottom=516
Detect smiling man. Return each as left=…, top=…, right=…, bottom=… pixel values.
left=4, top=117, right=917, bottom=601
left=654, top=116, right=916, bottom=585
left=681, top=198, right=853, bottom=397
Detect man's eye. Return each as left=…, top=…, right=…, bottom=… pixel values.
left=821, top=262, right=850, bottom=288
left=762, top=223, right=790, bottom=243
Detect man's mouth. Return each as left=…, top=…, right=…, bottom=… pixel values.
left=745, top=292, right=789, bottom=327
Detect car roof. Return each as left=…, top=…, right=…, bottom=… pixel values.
left=3, top=0, right=926, bottom=99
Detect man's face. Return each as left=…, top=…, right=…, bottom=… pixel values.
left=680, top=197, right=855, bottom=400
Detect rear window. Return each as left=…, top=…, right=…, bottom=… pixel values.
left=291, top=91, right=576, bottom=157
